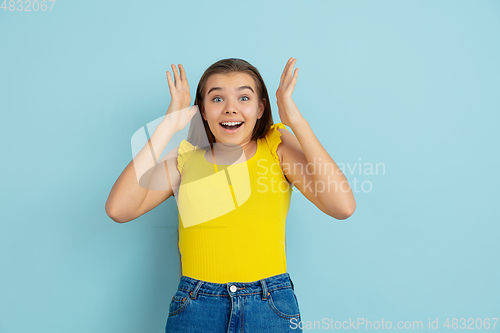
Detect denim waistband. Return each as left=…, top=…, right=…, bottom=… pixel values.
left=177, top=272, right=294, bottom=300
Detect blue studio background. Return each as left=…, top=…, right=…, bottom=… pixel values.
left=1, top=0, right=499, bottom=332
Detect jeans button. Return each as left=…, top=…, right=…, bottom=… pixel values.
left=229, top=285, right=237, bottom=292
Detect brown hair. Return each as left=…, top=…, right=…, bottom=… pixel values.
left=193, top=58, right=274, bottom=146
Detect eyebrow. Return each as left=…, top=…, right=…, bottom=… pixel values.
left=207, top=85, right=254, bottom=95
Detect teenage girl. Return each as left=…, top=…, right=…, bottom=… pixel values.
left=105, top=57, right=356, bottom=332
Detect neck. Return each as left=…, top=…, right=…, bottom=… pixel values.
left=211, top=137, right=257, bottom=162
left=213, top=137, right=253, bottom=150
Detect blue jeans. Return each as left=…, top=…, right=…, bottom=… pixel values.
left=165, top=272, right=303, bottom=332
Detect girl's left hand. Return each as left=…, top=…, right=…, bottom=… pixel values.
left=276, top=57, right=304, bottom=128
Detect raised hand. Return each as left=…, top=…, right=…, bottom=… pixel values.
left=164, top=64, right=198, bottom=132
left=276, top=57, right=304, bottom=128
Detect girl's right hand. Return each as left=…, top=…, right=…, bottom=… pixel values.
left=164, top=64, right=198, bottom=132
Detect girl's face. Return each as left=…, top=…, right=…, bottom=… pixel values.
left=202, top=72, right=265, bottom=145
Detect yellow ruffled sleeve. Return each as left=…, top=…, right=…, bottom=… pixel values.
left=265, top=122, right=288, bottom=165
left=176, top=139, right=197, bottom=174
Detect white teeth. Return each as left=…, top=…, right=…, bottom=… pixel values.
left=221, top=121, right=242, bottom=126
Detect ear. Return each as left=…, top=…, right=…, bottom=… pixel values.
left=257, top=98, right=266, bottom=119
left=199, top=101, right=206, bottom=120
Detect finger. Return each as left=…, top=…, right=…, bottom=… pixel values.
left=179, top=64, right=189, bottom=89
left=166, top=71, right=176, bottom=93
left=288, top=68, right=299, bottom=92
left=285, top=58, right=297, bottom=87
left=279, top=58, right=293, bottom=87
left=171, top=64, right=181, bottom=86
left=179, top=64, right=187, bottom=82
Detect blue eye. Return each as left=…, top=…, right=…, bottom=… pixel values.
left=212, top=96, right=249, bottom=102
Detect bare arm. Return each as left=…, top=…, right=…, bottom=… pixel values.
left=279, top=122, right=356, bottom=220
left=105, top=63, right=196, bottom=223
left=275, top=57, right=356, bottom=219
left=105, top=123, right=179, bottom=223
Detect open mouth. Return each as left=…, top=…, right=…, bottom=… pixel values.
left=219, top=121, right=244, bottom=132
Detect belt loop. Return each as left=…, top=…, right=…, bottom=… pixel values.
left=260, top=279, right=269, bottom=300
left=190, top=280, right=203, bottom=300
left=289, top=276, right=294, bottom=290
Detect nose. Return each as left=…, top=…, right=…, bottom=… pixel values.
left=224, top=99, right=238, bottom=114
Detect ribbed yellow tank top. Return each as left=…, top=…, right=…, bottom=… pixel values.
left=175, top=123, right=293, bottom=283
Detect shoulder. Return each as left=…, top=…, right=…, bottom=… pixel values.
left=264, top=122, right=290, bottom=165
left=262, top=122, right=301, bottom=165
left=177, top=139, right=199, bottom=174
left=276, top=128, right=286, bottom=165
left=275, top=126, right=298, bottom=165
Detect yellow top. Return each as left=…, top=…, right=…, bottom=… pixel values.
left=175, top=123, right=293, bottom=283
